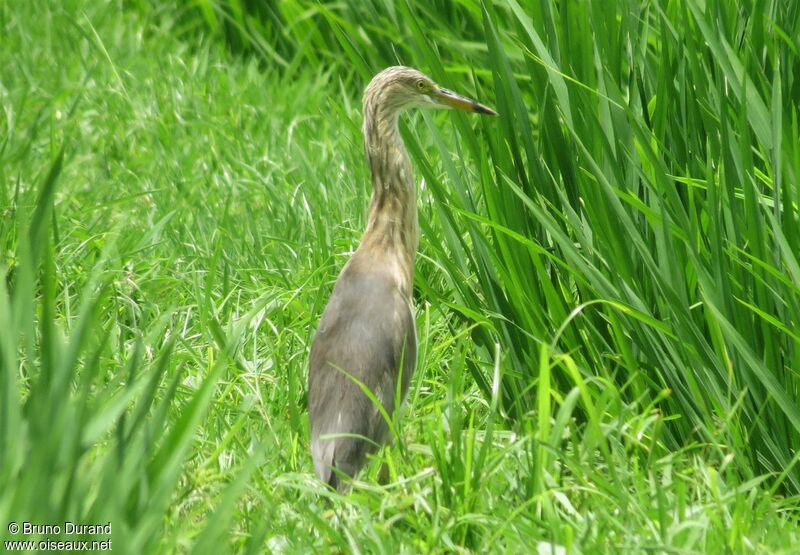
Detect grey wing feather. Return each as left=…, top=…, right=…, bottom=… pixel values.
left=308, top=264, right=416, bottom=489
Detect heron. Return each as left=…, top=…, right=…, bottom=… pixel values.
left=308, top=66, right=496, bottom=491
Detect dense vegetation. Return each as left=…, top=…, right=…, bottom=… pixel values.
left=1, top=0, right=798, bottom=552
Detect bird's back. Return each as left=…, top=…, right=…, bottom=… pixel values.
left=308, top=252, right=416, bottom=490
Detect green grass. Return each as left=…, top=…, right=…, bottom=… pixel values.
left=1, top=0, right=799, bottom=552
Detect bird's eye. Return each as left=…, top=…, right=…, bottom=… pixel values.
left=416, top=80, right=426, bottom=91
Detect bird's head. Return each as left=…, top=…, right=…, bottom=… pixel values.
left=364, top=66, right=497, bottom=116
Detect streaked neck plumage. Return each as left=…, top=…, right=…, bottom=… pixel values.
left=359, top=85, right=419, bottom=297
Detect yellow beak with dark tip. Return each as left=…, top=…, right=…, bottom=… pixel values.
left=431, top=87, right=498, bottom=116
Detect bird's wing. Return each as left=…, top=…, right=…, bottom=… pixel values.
left=308, top=263, right=416, bottom=487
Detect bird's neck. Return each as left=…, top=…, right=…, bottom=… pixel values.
left=359, top=107, right=419, bottom=296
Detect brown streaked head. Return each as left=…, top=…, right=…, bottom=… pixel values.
left=363, top=66, right=497, bottom=116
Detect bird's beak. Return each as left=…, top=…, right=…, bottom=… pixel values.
left=431, top=87, right=498, bottom=116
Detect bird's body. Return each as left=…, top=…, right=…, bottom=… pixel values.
left=308, top=66, right=495, bottom=491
